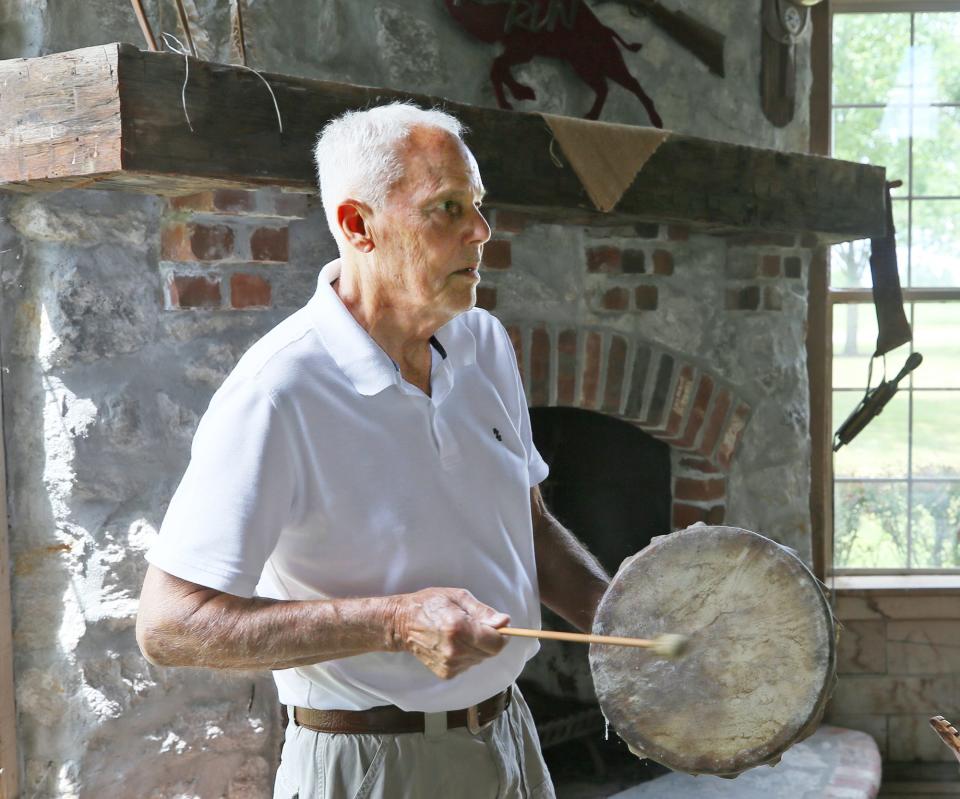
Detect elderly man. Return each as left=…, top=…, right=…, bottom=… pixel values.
left=137, top=102, right=609, bottom=798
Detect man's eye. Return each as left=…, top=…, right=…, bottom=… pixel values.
left=443, top=200, right=462, bottom=216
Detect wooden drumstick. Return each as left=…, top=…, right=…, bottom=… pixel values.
left=499, top=627, right=689, bottom=658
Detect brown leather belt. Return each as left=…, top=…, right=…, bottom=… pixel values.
left=293, top=686, right=512, bottom=736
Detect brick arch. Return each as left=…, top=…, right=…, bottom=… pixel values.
left=505, top=322, right=753, bottom=531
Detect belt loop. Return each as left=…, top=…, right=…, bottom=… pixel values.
left=423, top=711, right=448, bottom=738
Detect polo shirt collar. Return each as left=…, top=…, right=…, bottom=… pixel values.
left=308, top=260, right=476, bottom=397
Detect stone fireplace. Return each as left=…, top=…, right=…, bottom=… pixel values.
left=0, top=176, right=824, bottom=794
left=0, top=2, right=887, bottom=795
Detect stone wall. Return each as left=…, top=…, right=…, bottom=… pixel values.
left=0, top=0, right=811, bottom=151
left=0, top=187, right=327, bottom=797
left=0, top=1, right=816, bottom=796
left=827, top=588, right=960, bottom=784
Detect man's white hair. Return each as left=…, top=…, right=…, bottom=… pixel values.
left=314, top=102, right=465, bottom=248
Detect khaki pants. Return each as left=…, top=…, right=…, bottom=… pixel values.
left=273, top=686, right=555, bottom=799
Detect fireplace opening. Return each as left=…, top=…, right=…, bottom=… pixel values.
left=520, top=407, right=672, bottom=790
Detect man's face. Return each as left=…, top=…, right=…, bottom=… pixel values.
left=367, top=128, right=491, bottom=322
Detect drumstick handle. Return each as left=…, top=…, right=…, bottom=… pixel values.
left=499, top=627, right=655, bottom=648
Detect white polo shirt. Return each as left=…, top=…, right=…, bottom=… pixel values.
left=147, top=260, right=548, bottom=712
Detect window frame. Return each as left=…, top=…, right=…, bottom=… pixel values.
left=812, top=0, right=960, bottom=580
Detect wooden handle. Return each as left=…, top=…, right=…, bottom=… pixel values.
left=129, top=0, right=158, bottom=51
left=500, top=627, right=655, bottom=648
left=173, top=0, right=199, bottom=58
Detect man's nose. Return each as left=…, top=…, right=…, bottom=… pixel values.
left=468, top=206, right=492, bottom=245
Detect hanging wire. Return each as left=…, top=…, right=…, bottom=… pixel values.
left=160, top=32, right=282, bottom=136
left=160, top=32, right=195, bottom=133
left=236, top=64, right=284, bottom=134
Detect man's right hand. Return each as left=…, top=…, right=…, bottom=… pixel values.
left=388, top=588, right=510, bottom=680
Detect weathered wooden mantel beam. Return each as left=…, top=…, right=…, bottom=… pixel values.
left=0, top=42, right=886, bottom=242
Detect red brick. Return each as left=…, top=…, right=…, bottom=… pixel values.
left=168, top=275, right=221, bottom=309
left=213, top=189, right=257, bottom=213
left=698, top=389, right=732, bottom=458
left=666, top=225, right=689, bottom=241
left=482, top=239, right=511, bottom=270
left=161, top=222, right=236, bottom=262
left=674, top=477, right=726, bottom=502
left=634, top=285, right=658, bottom=310
left=250, top=227, right=289, bottom=262
left=760, top=254, right=781, bottom=277
left=652, top=249, right=674, bottom=275
left=664, top=365, right=695, bottom=437
left=706, top=505, right=726, bottom=525
left=672, top=502, right=707, bottom=530
left=271, top=192, right=310, bottom=219
left=602, top=287, right=629, bottom=311
left=678, top=457, right=719, bottom=473
left=587, top=246, right=621, bottom=273
left=169, top=192, right=214, bottom=212
left=475, top=286, right=497, bottom=310
left=674, top=375, right=715, bottom=449
left=716, top=402, right=751, bottom=470
left=230, top=273, right=271, bottom=309
left=672, top=502, right=724, bottom=530
left=170, top=190, right=256, bottom=214
left=506, top=325, right=524, bottom=385
left=602, top=335, right=627, bottom=413
left=581, top=332, right=602, bottom=409
left=169, top=189, right=309, bottom=218
left=557, top=330, right=577, bottom=406
left=530, top=327, right=550, bottom=407
left=491, top=209, right=528, bottom=234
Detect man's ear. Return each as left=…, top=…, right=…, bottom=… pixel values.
left=337, top=201, right=375, bottom=253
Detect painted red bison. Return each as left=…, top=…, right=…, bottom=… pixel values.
left=444, top=0, right=663, bottom=127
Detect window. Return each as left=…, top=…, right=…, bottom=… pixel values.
left=830, top=5, right=960, bottom=573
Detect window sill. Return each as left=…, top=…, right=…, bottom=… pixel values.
left=827, top=574, right=960, bottom=593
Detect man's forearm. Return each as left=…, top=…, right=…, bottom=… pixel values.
left=137, top=572, right=397, bottom=670
left=136, top=566, right=510, bottom=677
left=532, top=494, right=609, bottom=633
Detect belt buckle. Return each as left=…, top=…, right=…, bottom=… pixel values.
left=467, top=703, right=493, bottom=735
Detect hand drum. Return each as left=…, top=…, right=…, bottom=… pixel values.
left=590, top=525, right=836, bottom=777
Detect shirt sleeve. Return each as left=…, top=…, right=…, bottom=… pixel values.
left=146, top=377, right=297, bottom=597
left=494, top=320, right=549, bottom=487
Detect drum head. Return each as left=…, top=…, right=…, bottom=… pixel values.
left=590, top=525, right=836, bottom=777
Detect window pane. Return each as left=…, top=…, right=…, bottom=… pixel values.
left=910, top=200, right=960, bottom=287
left=913, top=107, right=960, bottom=197
left=912, top=304, right=960, bottom=389
left=833, top=303, right=878, bottom=385
left=913, top=391, right=960, bottom=477
left=834, top=481, right=909, bottom=568
left=832, top=107, right=909, bottom=188
left=833, top=14, right=912, bottom=105
left=912, top=481, right=960, bottom=569
left=829, top=201, right=908, bottom=288
left=834, top=390, right=909, bottom=478
left=914, top=12, right=960, bottom=104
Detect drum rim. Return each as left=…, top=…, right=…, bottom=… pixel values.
left=591, top=525, right=838, bottom=776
